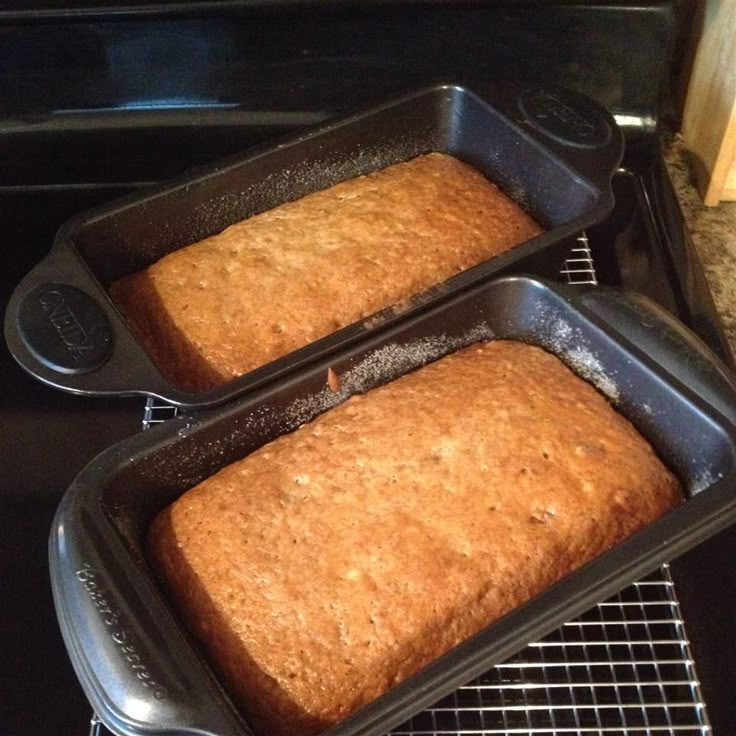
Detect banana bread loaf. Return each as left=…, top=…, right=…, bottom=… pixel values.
left=110, top=153, right=543, bottom=391
left=148, top=340, right=681, bottom=736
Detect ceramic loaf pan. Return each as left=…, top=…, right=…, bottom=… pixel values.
left=50, top=276, right=736, bottom=736
left=5, top=83, right=622, bottom=408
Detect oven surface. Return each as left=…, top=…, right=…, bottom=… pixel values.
left=3, top=3, right=736, bottom=736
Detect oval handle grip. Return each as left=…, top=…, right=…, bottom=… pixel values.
left=4, top=245, right=173, bottom=400
left=518, top=86, right=614, bottom=150
left=466, top=81, right=624, bottom=193
left=571, top=286, right=736, bottom=424
left=15, top=282, right=114, bottom=374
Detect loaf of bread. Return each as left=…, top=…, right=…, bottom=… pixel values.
left=110, top=153, right=543, bottom=391
left=148, top=340, right=681, bottom=736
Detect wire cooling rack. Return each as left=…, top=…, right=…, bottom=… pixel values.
left=91, top=234, right=710, bottom=736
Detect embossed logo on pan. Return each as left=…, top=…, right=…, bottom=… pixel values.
left=519, top=88, right=612, bottom=148
left=530, top=93, right=595, bottom=138
left=39, top=290, right=93, bottom=361
left=76, top=563, right=169, bottom=700
left=16, top=282, right=113, bottom=374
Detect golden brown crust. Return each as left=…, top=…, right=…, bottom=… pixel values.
left=147, top=340, right=681, bottom=736
left=110, top=153, right=542, bottom=391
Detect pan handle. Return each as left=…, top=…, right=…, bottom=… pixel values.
left=50, top=474, right=252, bottom=736
left=570, top=285, right=736, bottom=424
left=467, top=81, right=625, bottom=197
left=514, top=85, right=624, bottom=186
left=4, top=243, right=175, bottom=400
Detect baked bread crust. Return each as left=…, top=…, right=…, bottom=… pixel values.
left=110, top=153, right=543, bottom=390
left=148, top=340, right=681, bottom=735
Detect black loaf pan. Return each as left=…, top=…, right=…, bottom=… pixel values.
left=50, top=275, right=736, bottom=736
left=5, top=82, right=622, bottom=408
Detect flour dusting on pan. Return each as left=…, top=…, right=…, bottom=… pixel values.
left=531, top=311, right=621, bottom=403
left=286, top=323, right=494, bottom=427
left=564, top=347, right=621, bottom=403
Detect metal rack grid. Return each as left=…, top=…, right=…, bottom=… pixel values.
left=93, top=234, right=710, bottom=736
